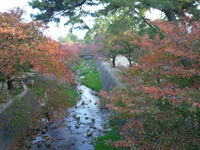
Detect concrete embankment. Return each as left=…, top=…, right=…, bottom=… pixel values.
left=94, top=56, right=125, bottom=92
left=0, top=84, right=41, bottom=150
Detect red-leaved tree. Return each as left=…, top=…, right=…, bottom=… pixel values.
left=0, top=8, right=72, bottom=89
left=100, top=17, right=200, bottom=149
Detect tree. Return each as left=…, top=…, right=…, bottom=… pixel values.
left=0, top=8, right=72, bottom=90
left=57, top=33, right=79, bottom=43
left=29, top=0, right=200, bottom=28
left=100, top=17, right=200, bottom=149
left=66, top=33, right=79, bottom=42
left=29, top=0, right=99, bottom=29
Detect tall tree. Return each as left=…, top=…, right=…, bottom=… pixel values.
left=0, top=8, right=72, bottom=90
left=58, top=33, right=79, bottom=43
left=29, top=0, right=200, bottom=28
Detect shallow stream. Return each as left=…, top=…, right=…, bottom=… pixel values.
left=25, top=75, right=110, bottom=150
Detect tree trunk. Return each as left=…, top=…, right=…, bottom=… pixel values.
left=1, top=80, right=5, bottom=90
left=128, top=58, right=132, bottom=67
left=6, top=76, right=13, bottom=90
left=163, top=8, right=177, bottom=22
left=112, top=57, right=116, bottom=68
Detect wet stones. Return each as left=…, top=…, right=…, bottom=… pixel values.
left=45, top=141, right=51, bottom=148
left=78, top=90, right=82, bottom=94
left=87, top=131, right=93, bottom=137
left=72, top=114, right=76, bottom=118
left=85, top=117, right=89, bottom=120
left=41, top=129, right=47, bottom=134
left=75, top=123, right=79, bottom=128
left=87, top=129, right=91, bottom=132
left=37, top=143, right=43, bottom=148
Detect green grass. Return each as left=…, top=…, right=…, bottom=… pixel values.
left=30, top=79, right=78, bottom=107
left=84, top=59, right=96, bottom=67
left=94, top=127, right=121, bottom=150
left=80, top=59, right=102, bottom=92
left=66, top=88, right=79, bottom=106
left=94, top=118, right=129, bottom=150
left=81, top=69, right=102, bottom=92
left=73, top=61, right=85, bottom=70
left=80, top=67, right=92, bottom=76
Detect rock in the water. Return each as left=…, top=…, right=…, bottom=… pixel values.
left=85, top=117, right=89, bottom=120
left=41, top=129, right=47, bottom=134
left=76, top=116, right=80, bottom=120
left=25, top=142, right=32, bottom=149
left=45, top=141, right=51, bottom=148
left=87, top=131, right=92, bottom=137
left=42, top=136, right=48, bottom=139
left=75, top=124, right=79, bottom=128
left=87, top=129, right=90, bottom=132
left=37, top=143, right=42, bottom=148
left=72, top=142, right=75, bottom=145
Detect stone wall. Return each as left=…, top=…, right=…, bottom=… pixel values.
left=0, top=87, right=41, bottom=150
left=94, top=56, right=125, bottom=92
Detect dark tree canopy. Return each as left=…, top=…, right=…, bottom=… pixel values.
left=29, top=0, right=99, bottom=29
left=29, top=0, right=200, bottom=29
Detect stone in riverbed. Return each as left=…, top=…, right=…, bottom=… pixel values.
left=41, top=129, right=47, bottom=134
left=76, top=116, right=80, bottom=120
left=87, top=129, right=90, bottom=132
left=37, top=143, right=42, bottom=148
left=45, top=141, right=51, bottom=148
left=87, top=131, right=92, bottom=137
left=85, top=117, right=89, bottom=120
left=75, top=124, right=79, bottom=128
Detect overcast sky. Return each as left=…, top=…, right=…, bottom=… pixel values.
left=0, top=0, right=165, bottom=40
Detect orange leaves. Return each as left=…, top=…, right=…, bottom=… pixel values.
left=0, top=8, right=72, bottom=83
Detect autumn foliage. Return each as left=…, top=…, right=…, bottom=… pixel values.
left=0, top=8, right=72, bottom=84
left=100, top=17, right=200, bottom=149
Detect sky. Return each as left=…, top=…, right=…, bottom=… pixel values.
left=0, top=0, right=90, bottom=40
left=0, top=0, right=164, bottom=41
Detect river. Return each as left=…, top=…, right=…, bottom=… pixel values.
left=17, top=74, right=110, bottom=150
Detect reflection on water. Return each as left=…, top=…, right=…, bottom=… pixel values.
left=30, top=78, right=110, bottom=150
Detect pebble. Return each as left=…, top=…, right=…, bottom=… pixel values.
left=45, top=141, right=51, bottom=148
left=75, top=124, right=79, bottom=128
left=76, top=116, right=80, bottom=120
left=37, top=143, right=42, bottom=148
left=41, top=129, right=47, bottom=134
left=87, top=131, right=92, bottom=137
left=87, top=129, right=90, bottom=132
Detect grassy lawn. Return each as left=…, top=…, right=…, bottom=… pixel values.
left=80, top=67, right=93, bottom=76
left=80, top=69, right=102, bottom=92
left=79, top=59, right=102, bottom=92
left=73, top=61, right=85, bottom=70
left=94, top=127, right=120, bottom=150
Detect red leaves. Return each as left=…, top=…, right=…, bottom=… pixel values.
left=99, top=16, right=200, bottom=149
left=0, top=8, right=72, bottom=82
